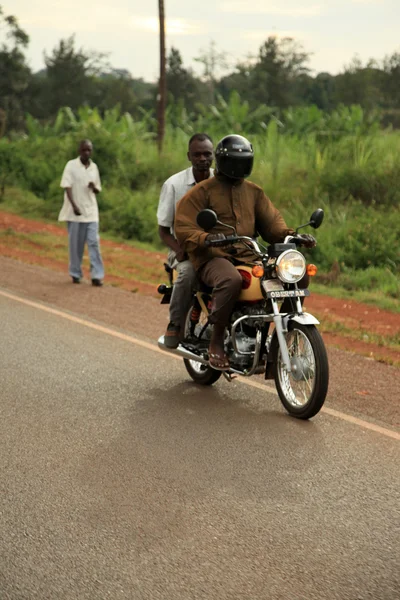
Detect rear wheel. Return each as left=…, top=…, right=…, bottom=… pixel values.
left=273, top=322, right=329, bottom=419
left=183, top=298, right=222, bottom=386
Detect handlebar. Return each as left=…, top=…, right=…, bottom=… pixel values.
left=204, top=235, right=240, bottom=248
left=285, top=234, right=316, bottom=247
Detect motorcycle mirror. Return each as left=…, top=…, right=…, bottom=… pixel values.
left=197, top=209, right=218, bottom=231
left=309, top=208, right=324, bottom=229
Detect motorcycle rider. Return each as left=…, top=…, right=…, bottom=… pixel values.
left=174, top=134, right=315, bottom=370
left=157, top=133, right=214, bottom=348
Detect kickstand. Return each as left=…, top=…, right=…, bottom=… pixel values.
left=223, top=372, right=237, bottom=382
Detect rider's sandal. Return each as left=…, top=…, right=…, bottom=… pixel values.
left=209, top=352, right=230, bottom=371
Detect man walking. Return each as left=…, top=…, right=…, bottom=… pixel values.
left=59, top=139, right=104, bottom=286
left=157, top=133, right=214, bottom=348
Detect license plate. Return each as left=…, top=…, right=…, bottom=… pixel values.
left=266, top=289, right=310, bottom=299
left=262, top=280, right=284, bottom=293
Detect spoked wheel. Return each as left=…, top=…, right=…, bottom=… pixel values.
left=183, top=299, right=222, bottom=386
left=274, top=322, right=329, bottom=419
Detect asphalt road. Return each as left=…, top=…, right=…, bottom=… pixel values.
left=1, top=293, right=399, bottom=600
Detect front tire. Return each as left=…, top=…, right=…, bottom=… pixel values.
left=183, top=298, right=222, bottom=386
left=273, top=322, right=329, bottom=419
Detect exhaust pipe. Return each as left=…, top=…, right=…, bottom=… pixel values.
left=157, top=336, right=209, bottom=365
left=157, top=336, right=264, bottom=377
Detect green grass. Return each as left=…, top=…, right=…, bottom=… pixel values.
left=1, top=117, right=399, bottom=316
left=311, top=282, right=400, bottom=313
left=1, top=189, right=398, bottom=314
left=318, top=318, right=400, bottom=357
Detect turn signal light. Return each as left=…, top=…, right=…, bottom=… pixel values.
left=252, top=265, right=264, bottom=278
left=306, top=264, right=318, bottom=277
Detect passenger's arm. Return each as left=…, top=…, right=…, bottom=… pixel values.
left=158, top=225, right=186, bottom=260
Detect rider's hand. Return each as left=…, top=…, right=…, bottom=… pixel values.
left=205, top=233, right=226, bottom=244
left=295, top=234, right=317, bottom=248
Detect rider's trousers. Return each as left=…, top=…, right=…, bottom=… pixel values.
left=199, top=258, right=243, bottom=326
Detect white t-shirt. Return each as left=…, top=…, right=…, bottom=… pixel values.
left=58, top=157, right=102, bottom=223
left=157, top=167, right=214, bottom=234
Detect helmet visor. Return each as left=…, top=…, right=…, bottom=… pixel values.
left=218, top=154, right=254, bottom=179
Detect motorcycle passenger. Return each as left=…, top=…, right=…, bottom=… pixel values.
left=174, top=134, right=316, bottom=371
left=157, top=133, right=214, bottom=349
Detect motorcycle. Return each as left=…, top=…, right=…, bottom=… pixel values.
left=157, top=208, right=329, bottom=420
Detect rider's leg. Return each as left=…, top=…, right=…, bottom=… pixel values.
left=164, top=259, right=197, bottom=348
left=170, top=259, right=197, bottom=328
left=200, top=258, right=242, bottom=367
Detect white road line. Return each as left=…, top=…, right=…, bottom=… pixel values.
left=1, top=289, right=399, bottom=442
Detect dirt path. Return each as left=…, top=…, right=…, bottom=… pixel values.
left=0, top=210, right=399, bottom=366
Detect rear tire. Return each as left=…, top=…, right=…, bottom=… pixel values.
left=273, top=322, right=329, bottom=419
left=183, top=359, right=222, bottom=385
left=183, top=298, right=222, bottom=386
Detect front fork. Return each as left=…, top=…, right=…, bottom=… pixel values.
left=271, top=297, right=304, bottom=373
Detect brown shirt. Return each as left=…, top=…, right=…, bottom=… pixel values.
left=174, top=175, right=294, bottom=271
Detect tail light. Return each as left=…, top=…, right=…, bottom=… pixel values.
left=237, top=269, right=252, bottom=290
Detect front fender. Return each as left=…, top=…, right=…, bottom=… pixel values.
left=289, top=312, right=320, bottom=326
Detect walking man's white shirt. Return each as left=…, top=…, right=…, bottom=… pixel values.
left=59, top=158, right=101, bottom=222
left=59, top=155, right=104, bottom=284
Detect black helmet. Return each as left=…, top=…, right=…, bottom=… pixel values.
left=215, top=134, right=254, bottom=179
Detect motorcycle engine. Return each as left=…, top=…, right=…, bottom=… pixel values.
left=231, top=303, right=266, bottom=334
left=228, top=303, right=266, bottom=369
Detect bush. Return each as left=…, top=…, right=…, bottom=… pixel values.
left=2, top=105, right=400, bottom=289
left=101, top=184, right=161, bottom=245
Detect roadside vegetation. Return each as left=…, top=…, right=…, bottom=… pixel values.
left=1, top=104, right=399, bottom=308
left=0, top=4, right=399, bottom=309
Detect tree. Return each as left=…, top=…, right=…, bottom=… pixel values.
left=382, top=51, right=400, bottom=108
left=89, top=70, right=137, bottom=115
left=308, top=72, right=336, bottom=111
left=249, top=36, right=310, bottom=109
left=0, top=5, right=30, bottom=131
left=157, top=0, right=166, bottom=153
left=195, top=40, right=229, bottom=104
left=334, top=56, right=384, bottom=111
left=166, top=47, right=202, bottom=111
left=44, top=35, right=108, bottom=116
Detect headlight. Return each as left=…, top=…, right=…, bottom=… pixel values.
left=276, top=250, right=306, bottom=283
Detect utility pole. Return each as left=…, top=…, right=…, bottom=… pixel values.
left=157, top=0, right=166, bottom=154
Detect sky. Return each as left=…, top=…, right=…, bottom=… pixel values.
left=6, top=0, right=400, bottom=82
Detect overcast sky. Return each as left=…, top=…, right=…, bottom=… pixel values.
left=7, top=0, right=400, bottom=81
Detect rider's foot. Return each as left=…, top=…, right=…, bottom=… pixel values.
left=208, top=324, right=230, bottom=370
left=164, top=322, right=180, bottom=349
left=209, top=350, right=230, bottom=371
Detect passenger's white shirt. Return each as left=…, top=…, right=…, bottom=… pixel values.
left=58, top=157, right=102, bottom=223
left=157, top=167, right=214, bottom=234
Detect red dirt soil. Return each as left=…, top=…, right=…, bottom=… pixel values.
left=0, top=211, right=399, bottom=365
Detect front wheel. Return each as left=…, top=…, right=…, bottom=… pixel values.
left=273, top=322, right=329, bottom=419
left=183, top=298, right=222, bottom=386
